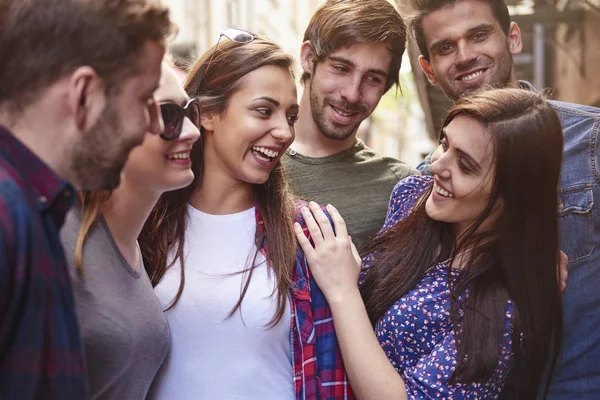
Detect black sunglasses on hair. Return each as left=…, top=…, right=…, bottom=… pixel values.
left=200, top=28, right=257, bottom=87
left=159, top=98, right=201, bottom=141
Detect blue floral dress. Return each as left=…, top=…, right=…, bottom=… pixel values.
left=362, top=175, right=514, bottom=399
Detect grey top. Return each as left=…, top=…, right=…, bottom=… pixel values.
left=283, top=139, right=419, bottom=249
left=60, top=209, right=170, bottom=400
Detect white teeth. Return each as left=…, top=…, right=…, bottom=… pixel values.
left=251, top=146, right=279, bottom=158
left=461, top=70, right=484, bottom=81
left=333, top=106, right=353, bottom=117
left=167, top=151, right=190, bottom=160
left=435, top=185, right=454, bottom=198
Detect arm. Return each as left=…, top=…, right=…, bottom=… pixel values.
left=295, top=202, right=511, bottom=399
left=295, top=202, right=408, bottom=399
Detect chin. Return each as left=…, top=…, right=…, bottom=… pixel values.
left=166, top=174, right=195, bottom=191
left=425, top=201, right=448, bottom=223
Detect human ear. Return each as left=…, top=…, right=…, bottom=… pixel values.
left=418, top=55, right=438, bottom=85
left=200, top=112, right=215, bottom=133
left=300, top=41, right=314, bottom=75
left=68, top=66, right=106, bottom=132
left=507, top=22, right=523, bottom=55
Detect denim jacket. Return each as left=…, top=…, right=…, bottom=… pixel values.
left=416, top=81, right=600, bottom=398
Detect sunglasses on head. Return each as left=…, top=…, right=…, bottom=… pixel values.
left=159, top=98, right=201, bottom=141
left=199, top=28, right=257, bottom=87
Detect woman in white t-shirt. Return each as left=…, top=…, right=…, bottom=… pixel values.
left=141, top=32, right=350, bottom=400
left=60, top=59, right=201, bottom=399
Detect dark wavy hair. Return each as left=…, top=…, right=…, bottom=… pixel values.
left=361, top=88, right=563, bottom=399
left=139, top=38, right=297, bottom=327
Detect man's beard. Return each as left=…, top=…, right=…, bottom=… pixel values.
left=70, top=103, right=140, bottom=191
left=309, top=79, right=366, bottom=142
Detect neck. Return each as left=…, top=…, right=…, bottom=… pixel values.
left=508, top=67, right=519, bottom=88
left=3, top=111, right=71, bottom=180
left=291, top=84, right=358, bottom=157
left=102, top=179, right=161, bottom=268
left=190, top=169, right=255, bottom=215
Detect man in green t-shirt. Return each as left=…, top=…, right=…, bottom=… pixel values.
left=282, top=0, right=419, bottom=249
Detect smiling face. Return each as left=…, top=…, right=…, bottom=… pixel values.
left=425, top=115, right=500, bottom=237
left=70, top=40, right=165, bottom=190
left=418, top=0, right=522, bottom=101
left=304, top=42, right=390, bottom=141
left=201, top=64, right=298, bottom=186
left=121, top=62, right=200, bottom=195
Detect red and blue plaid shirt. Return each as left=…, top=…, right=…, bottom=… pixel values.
left=0, top=126, right=86, bottom=398
left=256, top=203, right=355, bottom=399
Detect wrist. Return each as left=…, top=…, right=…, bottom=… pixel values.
left=325, top=286, right=362, bottom=308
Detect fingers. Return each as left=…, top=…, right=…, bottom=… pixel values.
left=558, top=250, right=569, bottom=293
left=298, top=202, right=351, bottom=251
left=349, top=236, right=361, bottom=263
left=308, top=202, right=335, bottom=239
left=326, top=203, right=349, bottom=239
left=300, top=203, right=326, bottom=244
left=294, top=222, right=315, bottom=257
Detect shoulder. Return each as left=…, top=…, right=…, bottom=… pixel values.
left=58, top=207, right=84, bottom=253
left=356, top=143, right=420, bottom=178
left=383, top=175, right=432, bottom=231
left=388, top=175, right=432, bottom=215
left=519, top=80, right=600, bottom=122
left=382, top=156, right=420, bottom=180
left=549, top=100, right=600, bottom=120
left=0, top=175, right=34, bottom=242
left=390, top=175, right=433, bottom=204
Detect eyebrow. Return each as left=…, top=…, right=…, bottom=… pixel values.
left=442, top=128, right=483, bottom=171
left=254, top=97, right=300, bottom=111
left=328, top=55, right=388, bottom=79
left=254, top=96, right=280, bottom=107
left=429, top=23, right=495, bottom=53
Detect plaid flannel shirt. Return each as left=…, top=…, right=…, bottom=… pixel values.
left=256, top=203, right=355, bottom=399
left=0, top=126, right=86, bottom=399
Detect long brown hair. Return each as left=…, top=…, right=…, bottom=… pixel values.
left=361, top=88, right=563, bottom=398
left=140, top=38, right=297, bottom=327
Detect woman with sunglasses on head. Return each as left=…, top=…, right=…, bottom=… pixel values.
left=143, top=30, right=352, bottom=400
left=296, top=89, right=565, bottom=399
left=59, top=58, right=201, bottom=400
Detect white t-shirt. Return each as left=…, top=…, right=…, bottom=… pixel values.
left=149, top=206, right=293, bottom=400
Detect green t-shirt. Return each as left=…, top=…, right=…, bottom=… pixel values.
left=282, top=139, right=419, bottom=250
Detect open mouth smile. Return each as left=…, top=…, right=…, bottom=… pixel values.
left=166, top=151, right=191, bottom=160
left=434, top=182, right=454, bottom=198
left=250, top=146, right=280, bottom=163
left=456, top=68, right=487, bottom=83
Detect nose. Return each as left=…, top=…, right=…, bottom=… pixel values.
left=147, top=96, right=164, bottom=135
left=430, top=147, right=451, bottom=179
left=179, top=116, right=201, bottom=143
left=455, top=42, right=477, bottom=67
left=270, top=114, right=295, bottom=143
left=340, top=75, right=361, bottom=104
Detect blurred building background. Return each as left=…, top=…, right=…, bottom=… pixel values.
left=162, top=0, right=600, bottom=165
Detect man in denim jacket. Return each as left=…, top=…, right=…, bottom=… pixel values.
left=405, top=0, right=600, bottom=397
